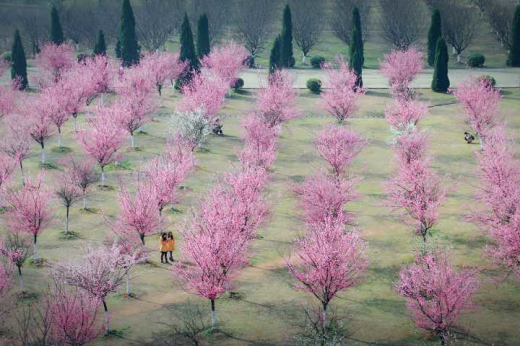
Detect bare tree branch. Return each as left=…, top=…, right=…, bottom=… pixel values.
left=289, top=0, right=325, bottom=64
left=330, top=0, right=372, bottom=46
left=379, top=0, right=427, bottom=50
left=476, top=0, right=516, bottom=50
left=187, top=0, right=232, bottom=45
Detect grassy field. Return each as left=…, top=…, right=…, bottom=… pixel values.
left=1, top=83, right=520, bottom=345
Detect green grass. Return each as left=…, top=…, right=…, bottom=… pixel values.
left=1, top=86, right=519, bottom=345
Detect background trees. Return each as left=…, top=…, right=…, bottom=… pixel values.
left=289, top=0, right=324, bottom=65
left=379, top=0, right=427, bottom=50
left=134, top=0, right=181, bottom=52
left=118, top=0, right=140, bottom=67
left=330, top=0, right=371, bottom=46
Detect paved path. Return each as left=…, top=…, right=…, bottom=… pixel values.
left=239, top=67, right=520, bottom=89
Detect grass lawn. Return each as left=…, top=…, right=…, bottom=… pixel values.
left=2, top=84, right=520, bottom=345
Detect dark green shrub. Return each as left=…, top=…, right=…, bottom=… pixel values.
left=2, top=52, right=12, bottom=62
left=306, top=78, right=322, bottom=94
left=467, top=53, right=485, bottom=68
left=233, top=78, right=244, bottom=91
left=310, top=56, right=325, bottom=68
left=477, top=75, right=497, bottom=89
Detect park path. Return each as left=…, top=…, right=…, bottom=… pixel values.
left=239, top=67, right=520, bottom=89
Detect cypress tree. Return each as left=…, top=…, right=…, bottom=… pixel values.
left=118, top=0, right=140, bottom=67
left=431, top=37, right=450, bottom=93
left=427, top=9, right=442, bottom=67
left=349, top=7, right=364, bottom=88
left=115, top=39, right=122, bottom=59
left=178, top=12, right=199, bottom=87
left=281, top=4, right=294, bottom=67
left=507, top=5, right=520, bottom=67
left=94, top=30, right=107, bottom=56
left=11, top=30, right=28, bottom=90
left=50, top=5, right=64, bottom=45
left=269, top=35, right=282, bottom=74
left=196, top=13, right=210, bottom=59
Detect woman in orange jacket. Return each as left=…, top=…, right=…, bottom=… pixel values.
left=159, top=233, right=169, bottom=264
left=166, top=232, right=175, bottom=262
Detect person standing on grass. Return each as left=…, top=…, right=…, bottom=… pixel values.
left=167, top=232, right=175, bottom=262
left=159, top=233, right=169, bottom=264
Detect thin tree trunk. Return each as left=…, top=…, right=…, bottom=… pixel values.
left=101, top=168, right=106, bottom=186
left=479, top=136, right=484, bottom=151
left=33, top=236, right=38, bottom=261
left=20, top=160, right=24, bottom=185
left=41, top=147, right=46, bottom=165
left=302, top=53, right=306, bottom=65
left=131, top=135, right=135, bottom=148
left=65, top=206, right=70, bottom=235
left=103, top=300, right=110, bottom=332
left=211, top=299, right=216, bottom=331
left=457, top=54, right=461, bottom=63
left=126, top=275, right=131, bottom=296
left=18, top=266, right=23, bottom=292
left=83, top=194, right=87, bottom=210
left=58, top=128, right=62, bottom=147
left=74, top=117, right=78, bottom=132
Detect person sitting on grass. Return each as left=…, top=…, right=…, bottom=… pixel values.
left=167, top=232, right=175, bottom=262
left=213, top=118, right=224, bottom=136
left=464, top=132, right=475, bottom=144
left=159, top=233, right=169, bottom=264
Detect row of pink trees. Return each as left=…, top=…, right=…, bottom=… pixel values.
left=381, top=48, right=479, bottom=345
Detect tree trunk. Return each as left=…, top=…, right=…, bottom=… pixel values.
left=139, top=233, right=146, bottom=245
left=65, top=206, right=70, bottom=235
left=126, top=275, right=131, bottom=296
left=131, top=134, right=135, bottom=148
left=211, top=299, right=216, bottom=330
left=41, top=147, right=46, bottom=165
left=103, top=300, right=110, bottom=332
left=457, top=54, right=461, bottom=63
left=83, top=194, right=87, bottom=209
left=479, top=136, right=484, bottom=151
left=158, top=209, right=162, bottom=233
left=101, top=168, right=106, bottom=186
left=58, top=128, right=62, bottom=147
left=74, top=117, right=78, bottom=132
left=302, top=53, right=307, bottom=65
left=18, top=266, right=23, bottom=292
left=33, top=235, right=38, bottom=261
left=20, top=160, right=24, bottom=185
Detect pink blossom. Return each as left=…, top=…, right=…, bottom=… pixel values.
left=396, top=249, right=479, bottom=344
left=140, top=51, right=186, bottom=96
left=201, top=40, right=248, bottom=87
left=1, top=115, right=32, bottom=182
left=0, top=262, right=12, bottom=300
left=1, top=231, right=31, bottom=292
left=314, top=125, right=366, bottom=176
left=321, top=58, right=365, bottom=123
left=237, top=115, right=279, bottom=170
left=287, top=216, right=368, bottom=324
left=36, top=43, right=75, bottom=86
left=178, top=71, right=228, bottom=119
left=82, top=54, right=118, bottom=96
left=0, top=152, right=15, bottom=189
left=4, top=171, right=53, bottom=260
left=380, top=47, right=424, bottom=100
left=114, top=93, right=157, bottom=148
left=23, top=95, right=56, bottom=164
left=40, top=85, right=71, bottom=146
left=453, top=77, right=502, bottom=150
left=54, top=171, right=83, bottom=235
left=60, top=155, right=99, bottom=210
left=384, top=99, right=428, bottom=130
left=255, top=70, right=299, bottom=127
left=394, top=129, right=429, bottom=165
left=0, top=80, right=18, bottom=118
left=77, top=105, right=128, bottom=185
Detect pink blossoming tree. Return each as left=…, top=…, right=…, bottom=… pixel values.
left=24, top=95, right=56, bottom=164
left=36, top=43, right=75, bottom=86
left=380, top=47, right=424, bottom=100
left=384, top=99, right=428, bottom=132
left=396, top=249, right=479, bottom=345
left=54, top=172, right=83, bottom=235
left=4, top=171, right=53, bottom=260
left=1, top=231, right=31, bottom=292
left=321, top=58, right=365, bottom=124
left=60, top=155, right=100, bottom=210
left=140, top=51, right=186, bottom=97
left=453, top=77, right=502, bottom=150
left=0, top=115, right=31, bottom=183
left=287, top=216, right=368, bottom=326
left=237, top=115, right=279, bottom=170
left=314, top=125, right=366, bottom=177
left=0, top=152, right=15, bottom=189
left=201, top=41, right=248, bottom=89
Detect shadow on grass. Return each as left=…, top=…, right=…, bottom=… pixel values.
left=51, top=146, right=72, bottom=154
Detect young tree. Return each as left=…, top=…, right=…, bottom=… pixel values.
left=397, top=249, right=479, bottom=345
left=115, top=94, right=156, bottom=149
left=109, top=177, right=159, bottom=246
left=508, top=5, right=520, bottom=66
left=77, top=105, right=127, bottom=186
left=330, top=0, right=371, bottom=46
left=11, top=30, right=28, bottom=90
left=173, top=187, right=251, bottom=330
left=289, top=0, right=325, bottom=65
left=171, top=108, right=213, bottom=149
left=36, top=43, right=75, bottom=86
left=24, top=95, right=55, bottom=164
left=431, top=37, right=450, bottom=93
left=0, top=153, right=15, bottom=189
left=349, top=7, right=364, bottom=88
left=256, top=70, right=299, bottom=127
left=201, top=40, right=248, bottom=88
left=453, top=77, right=501, bottom=150
left=178, top=72, right=228, bottom=119
left=231, top=0, right=276, bottom=67
left=380, top=47, right=424, bottom=100
left=4, top=171, right=53, bottom=260
left=50, top=5, right=64, bottom=45
left=140, top=51, right=186, bottom=97
left=46, top=283, right=105, bottom=346
left=197, top=13, right=211, bottom=59
left=287, top=217, right=368, bottom=327
left=118, top=0, right=140, bottom=67
left=315, top=125, right=366, bottom=177
left=0, top=262, right=12, bottom=302
left=134, top=0, right=180, bottom=52
left=1, top=231, right=31, bottom=292
left=281, top=5, right=294, bottom=67
left=0, top=115, right=30, bottom=183
left=384, top=99, right=428, bottom=131
left=54, top=244, right=137, bottom=332
left=238, top=115, right=279, bottom=170
left=93, top=30, right=107, bottom=56
left=179, top=12, right=199, bottom=86
left=40, top=87, right=70, bottom=148
left=145, top=138, right=195, bottom=231
left=269, top=34, right=282, bottom=74
left=60, top=156, right=99, bottom=210
left=427, top=9, right=442, bottom=67
left=379, top=0, right=427, bottom=50
left=320, top=58, right=365, bottom=124
left=54, top=173, right=83, bottom=235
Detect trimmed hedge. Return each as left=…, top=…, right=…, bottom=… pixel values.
left=233, top=78, right=244, bottom=91
left=477, top=75, right=497, bottom=89
left=467, top=53, right=485, bottom=68
left=306, top=78, right=322, bottom=94
left=310, top=56, right=325, bottom=68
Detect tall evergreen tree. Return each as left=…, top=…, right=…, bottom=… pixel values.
left=178, top=12, right=199, bottom=87
left=281, top=4, right=294, bottom=67
left=507, top=5, right=520, bottom=67
left=269, top=35, right=282, bottom=74
left=94, top=30, right=107, bottom=56
left=349, top=7, right=364, bottom=88
left=11, top=30, right=28, bottom=90
left=196, top=13, right=210, bottom=59
left=431, top=37, right=450, bottom=93
left=427, top=9, right=442, bottom=67
left=50, top=5, right=64, bottom=45
left=118, top=0, right=140, bottom=67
